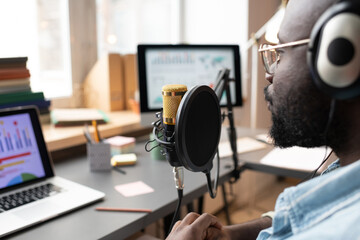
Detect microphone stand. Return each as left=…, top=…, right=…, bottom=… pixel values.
left=214, top=68, right=241, bottom=182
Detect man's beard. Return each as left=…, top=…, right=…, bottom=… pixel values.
left=270, top=105, right=328, bottom=148
left=264, top=86, right=346, bottom=150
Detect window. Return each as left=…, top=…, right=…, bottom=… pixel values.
left=183, top=0, right=249, bottom=97
left=96, top=0, right=177, bottom=57
left=0, top=0, right=72, bottom=99
left=96, top=0, right=248, bottom=96
left=0, top=0, right=248, bottom=102
left=96, top=0, right=248, bottom=52
left=183, top=0, right=248, bottom=46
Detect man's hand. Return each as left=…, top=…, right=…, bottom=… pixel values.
left=166, top=212, right=230, bottom=240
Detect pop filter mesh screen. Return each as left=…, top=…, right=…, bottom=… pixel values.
left=184, top=91, right=220, bottom=167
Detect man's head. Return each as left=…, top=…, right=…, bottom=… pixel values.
left=264, top=0, right=350, bottom=151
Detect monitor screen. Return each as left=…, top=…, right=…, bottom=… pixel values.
left=137, top=44, right=242, bottom=126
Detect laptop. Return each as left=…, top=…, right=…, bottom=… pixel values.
left=0, top=106, right=105, bottom=238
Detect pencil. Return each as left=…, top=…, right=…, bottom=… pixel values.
left=95, top=207, right=152, bottom=213
left=92, top=120, right=100, bottom=143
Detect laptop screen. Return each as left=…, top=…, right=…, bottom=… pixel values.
left=0, top=107, right=54, bottom=192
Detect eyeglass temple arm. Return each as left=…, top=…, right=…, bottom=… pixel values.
left=258, top=38, right=311, bottom=52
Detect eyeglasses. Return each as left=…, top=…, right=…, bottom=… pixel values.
left=258, top=39, right=310, bottom=76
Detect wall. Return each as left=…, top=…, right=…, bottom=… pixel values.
left=226, top=0, right=281, bottom=222
left=52, top=0, right=98, bottom=108
left=238, top=0, right=279, bottom=129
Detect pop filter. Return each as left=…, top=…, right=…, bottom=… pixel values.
left=175, top=85, right=222, bottom=173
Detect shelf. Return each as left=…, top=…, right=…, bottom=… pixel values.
left=42, top=111, right=147, bottom=152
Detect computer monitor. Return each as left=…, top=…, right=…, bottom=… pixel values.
left=137, top=44, right=242, bottom=126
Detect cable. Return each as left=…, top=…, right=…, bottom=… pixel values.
left=145, top=115, right=175, bottom=153
left=205, top=148, right=220, bottom=198
left=301, top=99, right=337, bottom=182
left=168, top=167, right=184, bottom=236
left=168, top=154, right=219, bottom=235
left=300, top=148, right=333, bottom=183
left=167, top=189, right=183, bottom=236
left=310, top=148, right=334, bottom=179
left=168, top=143, right=220, bottom=237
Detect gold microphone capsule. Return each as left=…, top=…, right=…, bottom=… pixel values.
left=162, top=84, right=187, bottom=125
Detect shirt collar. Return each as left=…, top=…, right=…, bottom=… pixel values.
left=321, top=159, right=340, bottom=175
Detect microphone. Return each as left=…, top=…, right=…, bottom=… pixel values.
left=145, top=84, right=221, bottom=189
left=145, top=84, right=221, bottom=233
left=161, top=84, right=187, bottom=167
left=161, top=84, right=188, bottom=231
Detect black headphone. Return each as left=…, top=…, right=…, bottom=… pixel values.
left=307, top=0, right=360, bottom=100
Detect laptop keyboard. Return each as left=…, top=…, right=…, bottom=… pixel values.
left=0, top=183, right=62, bottom=213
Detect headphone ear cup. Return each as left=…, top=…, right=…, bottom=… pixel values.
left=308, top=1, right=360, bottom=100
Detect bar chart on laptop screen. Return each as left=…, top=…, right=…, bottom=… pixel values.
left=0, top=113, right=46, bottom=189
left=145, top=49, right=237, bottom=109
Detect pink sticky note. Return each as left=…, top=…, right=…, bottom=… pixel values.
left=114, top=181, right=154, bottom=197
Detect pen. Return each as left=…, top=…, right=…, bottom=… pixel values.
left=83, top=123, right=94, bottom=143
left=95, top=207, right=152, bottom=213
left=92, top=120, right=100, bottom=143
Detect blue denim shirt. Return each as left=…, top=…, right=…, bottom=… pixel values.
left=257, top=159, right=360, bottom=239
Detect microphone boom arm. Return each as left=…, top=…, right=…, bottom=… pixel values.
left=214, top=68, right=241, bottom=182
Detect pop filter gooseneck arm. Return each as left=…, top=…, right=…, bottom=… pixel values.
left=214, top=68, right=241, bottom=182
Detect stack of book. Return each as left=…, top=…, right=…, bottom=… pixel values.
left=0, top=57, right=51, bottom=123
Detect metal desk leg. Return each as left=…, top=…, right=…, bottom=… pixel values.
left=222, top=183, right=232, bottom=225
left=198, top=195, right=204, bottom=214
left=187, top=202, right=194, bottom=212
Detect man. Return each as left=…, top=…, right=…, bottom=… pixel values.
left=166, top=0, right=360, bottom=239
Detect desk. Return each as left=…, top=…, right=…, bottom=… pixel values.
left=9, top=127, right=321, bottom=239
left=231, top=128, right=337, bottom=179
left=9, top=139, right=236, bottom=239
left=221, top=128, right=316, bottom=180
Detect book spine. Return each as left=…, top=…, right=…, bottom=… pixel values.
left=0, top=69, right=30, bottom=80
left=0, top=63, right=27, bottom=69
left=0, top=57, right=28, bottom=70
left=0, top=57, right=28, bottom=64
left=0, top=92, right=45, bottom=105
left=0, top=68, right=29, bottom=75
left=0, top=78, right=30, bottom=87
left=0, top=99, right=51, bottom=110
left=0, top=85, right=32, bottom=94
